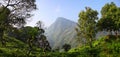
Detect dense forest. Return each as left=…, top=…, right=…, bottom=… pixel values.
left=0, top=0, right=120, bottom=57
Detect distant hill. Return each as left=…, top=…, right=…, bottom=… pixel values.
left=46, top=17, right=77, bottom=49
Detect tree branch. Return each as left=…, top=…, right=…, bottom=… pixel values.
left=6, top=0, right=11, bottom=7
left=8, top=1, right=21, bottom=6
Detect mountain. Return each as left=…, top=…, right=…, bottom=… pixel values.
left=46, top=17, right=77, bottom=49
left=45, top=17, right=109, bottom=49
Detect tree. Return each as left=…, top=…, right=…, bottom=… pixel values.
left=0, top=7, right=11, bottom=46
left=62, top=44, right=71, bottom=52
left=36, top=21, right=51, bottom=52
left=0, top=0, right=36, bottom=27
left=97, top=2, right=120, bottom=36
left=20, top=26, right=39, bottom=56
left=0, top=0, right=36, bottom=46
left=76, top=7, right=98, bottom=48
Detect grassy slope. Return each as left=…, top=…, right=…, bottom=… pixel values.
left=0, top=36, right=41, bottom=57
left=0, top=35, right=120, bottom=57
left=0, top=36, right=27, bottom=56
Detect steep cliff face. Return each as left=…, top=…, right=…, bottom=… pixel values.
left=45, top=17, right=77, bottom=49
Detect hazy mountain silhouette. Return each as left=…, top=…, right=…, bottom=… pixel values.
left=46, top=17, right=77, bottom=49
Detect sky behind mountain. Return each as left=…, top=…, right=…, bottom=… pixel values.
left=26, top=0, right=120, bottom=27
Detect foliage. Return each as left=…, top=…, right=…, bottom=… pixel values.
left=36, top=21, right=51, bottom=52
left=68, top=36, right=120, bottom=57
left=0, top=0, right=37, bottom=46
left=1, top=37, right=120, bottom=57
left=76, top=7, right=98, bottom=47
left=62, top=44, right=71, bottom=52
left=0, top=0, right=36, bottom=27
left=20, top=26, right=39, bottom=55
left=0, top=1, right=120, bottom=57
left=0, top=7, right=11, bottom=46
left=97, top=2, right=120, bottom=35
left=0, top=37, right=40, bottom=57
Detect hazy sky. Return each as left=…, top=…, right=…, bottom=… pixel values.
left=26, top=0, right=120, bottom=27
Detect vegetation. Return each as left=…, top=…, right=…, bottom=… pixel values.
left=0, top=0, right=120, bottom=57
left=76, top=7, right=98, bottom=48
left=97, top=2, right=120, bottom=36
left=0, top=0, right=36, bottom=46
left=62, top=44, right=71, bottom=52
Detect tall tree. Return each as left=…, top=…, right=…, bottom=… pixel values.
left=0, top=7, right=11, bottom=46
left=20, top=26, right=39, bottom=56
left=76, top=7, right=98, bottom=48
left=97, top=2, right=120, bottom=36
left=0, top=0, right=36, bottom=46
left=36, top=21, right=51, bottom=52
left=0, top=0, right=36, bottom=27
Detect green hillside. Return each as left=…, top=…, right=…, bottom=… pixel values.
left=43, top=35, right=120, bottom=57
left=2, top=36, right=120, bottom=57
left=0, top=37, right=41, bottom=57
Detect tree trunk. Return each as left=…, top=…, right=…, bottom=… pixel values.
left=0, top=29, right=6, bottom=47
left=115, top=30, right=119, bottom=40
left=89, top=38, right=92, bottom=48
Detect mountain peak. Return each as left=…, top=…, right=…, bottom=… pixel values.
left=57, top=17, right=66, bottom=19
left=46, top=17, right=77, bottom=49
left=56, top=17, right=68, bottom=21
left=55, top=17, right=75, bottom=23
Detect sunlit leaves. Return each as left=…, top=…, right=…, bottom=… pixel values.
left=97, top=2, right=120, bottom=35
left=76, top=7, right=98, bottom=47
